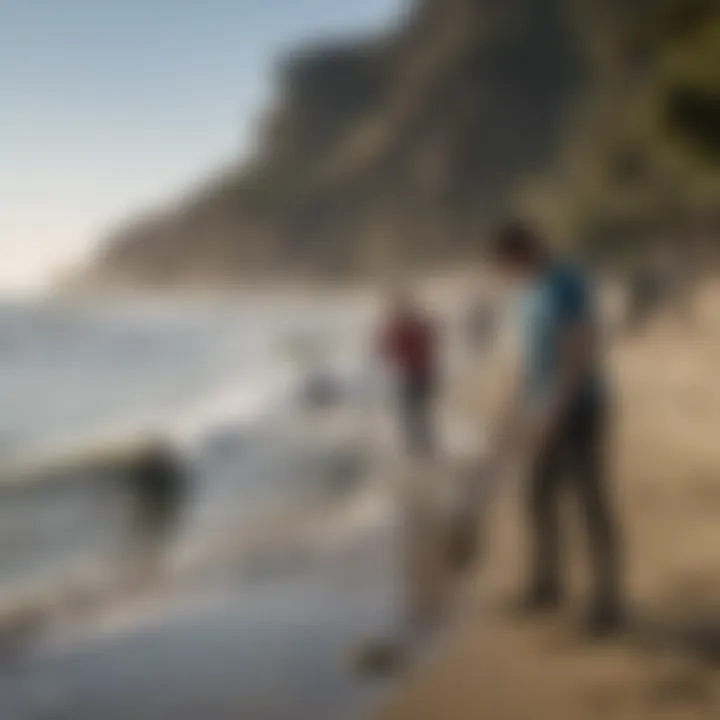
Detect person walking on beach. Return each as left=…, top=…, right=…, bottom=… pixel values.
left=378, top=291, right=438, bottom=458
left=491, top=223, right=622, bottom=636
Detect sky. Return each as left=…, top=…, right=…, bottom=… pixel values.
left=1, top=0, right=403, bottom=292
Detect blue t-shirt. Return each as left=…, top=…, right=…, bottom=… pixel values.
left=518, top=262, right=602, bottom=411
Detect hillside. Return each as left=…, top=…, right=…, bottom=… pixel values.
left=77, top=0, right=719, bottom=289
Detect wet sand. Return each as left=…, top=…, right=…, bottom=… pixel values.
left=0, top=523, right=403, bottom=720
left=378, top=293, right=720, bottom=720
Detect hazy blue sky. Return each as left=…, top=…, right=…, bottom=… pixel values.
left=1, top=0, right=402, bottom=291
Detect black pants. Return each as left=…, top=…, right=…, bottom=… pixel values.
left=528, top=399, right=620, bottom=608
left=400, top=374, right=435, bottom=457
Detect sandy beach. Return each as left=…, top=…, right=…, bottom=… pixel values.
left=378, top=285, right=720, bottom=720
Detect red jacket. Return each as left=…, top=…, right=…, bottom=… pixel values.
left=380, top=313, right=436, bottom=379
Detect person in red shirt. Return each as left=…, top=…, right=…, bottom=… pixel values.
left=378, top=291, right=438, bottom=457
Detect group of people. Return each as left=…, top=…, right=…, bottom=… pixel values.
left=377, top=223, right=622, bottom=637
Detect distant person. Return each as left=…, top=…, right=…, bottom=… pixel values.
left=378, top=291, right=438, bottom=457
left=491, top=223, right=622, bottom=636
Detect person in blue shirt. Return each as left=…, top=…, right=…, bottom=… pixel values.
left=491, top=222, right=621, bottom=636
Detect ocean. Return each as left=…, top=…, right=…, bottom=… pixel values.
left=0, top=295, right=407, bottom=720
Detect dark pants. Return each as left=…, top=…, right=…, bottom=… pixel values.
left=400, top=373, right=435, bottom=457
left=528, top=399, right=620, bottom=609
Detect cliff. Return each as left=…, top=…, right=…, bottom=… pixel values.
left=78, top=0, right=719, bottom=288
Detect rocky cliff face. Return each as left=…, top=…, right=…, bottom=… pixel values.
left=78, top=0, right=719, bottom=288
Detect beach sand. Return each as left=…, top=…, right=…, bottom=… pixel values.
left=378, top=287, right=720, bottom=720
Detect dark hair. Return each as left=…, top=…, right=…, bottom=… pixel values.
left=491, top=222, right=547, bottom=266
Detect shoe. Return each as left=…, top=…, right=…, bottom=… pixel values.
left=583, top=600, right=623, bottom=638
left=515, top=584, right=563, bottom=616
